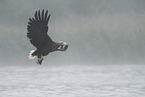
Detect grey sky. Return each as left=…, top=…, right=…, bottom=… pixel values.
left=0, top=0, right=145, bottom=65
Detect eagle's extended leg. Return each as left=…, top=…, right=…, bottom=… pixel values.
left=37, top=55, right=44, bottom=65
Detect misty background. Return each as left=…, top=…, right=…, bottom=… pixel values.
left=0, top=0, right=145, bottom=65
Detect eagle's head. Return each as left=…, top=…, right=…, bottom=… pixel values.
left=56, top=41, right=68, bottom=51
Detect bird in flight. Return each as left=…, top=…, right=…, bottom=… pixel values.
left=27, top=10, right=68, bottom=65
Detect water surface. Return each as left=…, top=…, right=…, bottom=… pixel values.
left=0, top=65, right=145, bottom=97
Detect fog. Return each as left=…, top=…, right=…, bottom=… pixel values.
left=0, top=0, right=145, bottom=65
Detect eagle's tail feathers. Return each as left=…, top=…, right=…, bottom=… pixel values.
left=28, top=50, right=36, bottom=60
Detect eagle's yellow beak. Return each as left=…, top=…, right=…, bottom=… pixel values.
left=63, top=42, right=67, bottom=45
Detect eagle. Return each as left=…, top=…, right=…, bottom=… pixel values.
left=27, top=10, right=68, bottom=65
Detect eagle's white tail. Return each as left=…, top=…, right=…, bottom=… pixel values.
left=28, top=50, right=36, bottom=60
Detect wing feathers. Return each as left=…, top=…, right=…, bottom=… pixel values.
left=35, top=11, right=38, bottom=21
left=38, top=10, right=41, bottom=21
left=29, top=18, right=32, bottom=22
left=45, top=10, right=48, bottom=20
left=46, top=14, right=51, bottom=25
left=27, top=10, right=53, bottom=49
left=32, top=10, right=51, bottom=25
left=32, top=18, right=35, bottom=21
left=42, top=9, right=44, bottom=21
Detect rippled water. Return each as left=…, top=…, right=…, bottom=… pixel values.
left=0, top=65, right=145, bottom=97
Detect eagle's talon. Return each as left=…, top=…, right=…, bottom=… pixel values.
left=37, top=59, right=42, bottom=65
left=37, top=56, right=44, bottom=65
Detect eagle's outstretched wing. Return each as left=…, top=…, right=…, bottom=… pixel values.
left=27, top=10, right=53, bottom=49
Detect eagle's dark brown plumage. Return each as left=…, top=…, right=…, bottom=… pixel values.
left=27, top=10, right=68, bottom=65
